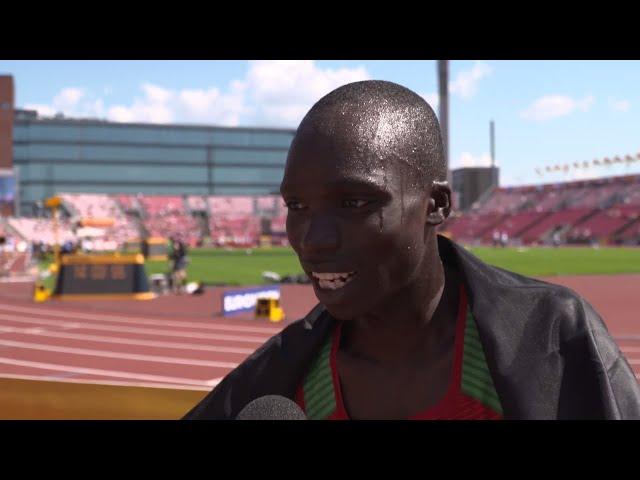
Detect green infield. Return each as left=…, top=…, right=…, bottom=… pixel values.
left=36, top=245, right=640, bottom=289
left=145, top=247, right=304, bottom=286
left=468, top=245, right=640, bottom=277
left=145, top=245, right=640, bottom=284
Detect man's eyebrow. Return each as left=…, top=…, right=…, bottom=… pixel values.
left=281, top=179, right=388, bottom=197
left=324, top=178, right=388, bottom=192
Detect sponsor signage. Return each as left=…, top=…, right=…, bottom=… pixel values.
left=222, top=286, right=280, bottom=316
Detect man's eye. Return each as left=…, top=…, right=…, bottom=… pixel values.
left=342, top=199, right=369, bottom=208
left=285, top=200, right=306, bottom=210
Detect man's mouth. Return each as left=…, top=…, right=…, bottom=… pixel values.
left=311, top=271, right=357, bottom=290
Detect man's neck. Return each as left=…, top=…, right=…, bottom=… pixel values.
left=339, top=255, right=460, bottom=367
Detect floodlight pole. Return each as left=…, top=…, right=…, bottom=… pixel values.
left=437, top=60, right=450, bottom=186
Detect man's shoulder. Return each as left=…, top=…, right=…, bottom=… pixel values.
left=183, top=305, right=332, bottom=419
left=447, top=239, right=595, bottom=335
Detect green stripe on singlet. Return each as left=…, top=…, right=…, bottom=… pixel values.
left=303, top=335, right=336, bottom=420
left=461, top=312, right=503, bottom=414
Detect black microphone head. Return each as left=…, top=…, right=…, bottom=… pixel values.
left=236, top=395, right=307, bottom=420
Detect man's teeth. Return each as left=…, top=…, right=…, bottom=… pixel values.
left=312, top=272, right=355, bottom=280
left=312, top=272, right=356, bottom=290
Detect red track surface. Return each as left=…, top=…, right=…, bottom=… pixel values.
left=0, top=275, right=638, bottom=392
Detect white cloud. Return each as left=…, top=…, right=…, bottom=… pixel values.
left=452, top=152, right=496, bottom=169
left=418, top=62, right=491, bottom=110
left=24, top=61, right=370, bottom=127
left=521, top=94, right=595, bottom=121
left=449, top=61, right=492, bottom=99
left=25, top=87, right=105, bottom=119
left=53, top=87, right=85, bottom=109
left=23, top=103, right=56, bottom=117
left=242, top=60, right=370, bottom=126
left=609, top=98, right=630, bottom=112
left=104, top=81, right=248, bottom=125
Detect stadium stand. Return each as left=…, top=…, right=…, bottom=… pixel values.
left=61, top=193, right=121, bottom=220
left=565, top=182, right=620, bottom=209
left=255, top=196, right=278, bottom=214
left=60, top=193, right=139, bottom=246
left=208, top=196, right=254, bottom=215
left=482, top=211, right=546, bottom=242
left=532, top=188, right=579, bottom=212
left=568, top=205, right=640, bottom=242
left=3, top=193, right=292, bottom=251
left=209, top=214, right=261, bottom=247
left=116, top=194, right=142, bottom=213
left=138, top=195, right=201, bottom=246
left=138, top=195, right=185, bottom=217
left=270, top=215, right=286, bottom=233
left=206, top=196, right=260, bottom=246
left=7, top=217, right=76, bottom=246
left=444, top=173, right=640, bottom=246
left=478, top=189, right=537, bottom=214
left=186, top=195, right=207, bottom=212
left=617, top=221, right=640, bottom=245
left=620, top=185, right=640, bottom=206
left=520, top=208, right=595, bottom=244
left=12, top=173, right=636, bottom=250
left=444, top=212, right=506, bottom=242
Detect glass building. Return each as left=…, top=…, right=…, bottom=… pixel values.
left=12, top=110, right=295, bottom=215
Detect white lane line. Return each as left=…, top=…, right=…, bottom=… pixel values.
left=0, top=372, right=217, bottom=391
left=0, top=338, right=240, bottom=368
left=0, top=313, right=269, bottom=344
left=0, top=357, right=220, bottom=387
left=0, top=325, right=255, bottom=355
left=0, top=303, right=282, bottom=334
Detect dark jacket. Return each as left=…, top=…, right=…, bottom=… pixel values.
left=184, top=236, right=640, bottom=419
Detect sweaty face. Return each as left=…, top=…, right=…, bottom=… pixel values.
left=281, top=131, right=432, bottom=320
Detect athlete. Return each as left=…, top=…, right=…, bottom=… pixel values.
left=185, top=80, right=640, bottom=420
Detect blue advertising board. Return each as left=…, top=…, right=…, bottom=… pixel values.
left=222, top=286, right=281, bottom=316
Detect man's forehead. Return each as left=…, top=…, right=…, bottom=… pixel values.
left=281, top=158, right=390, bottom=193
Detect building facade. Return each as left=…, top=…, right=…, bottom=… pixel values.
left=452, top=166, right=499, bottom=212
left=11, top=108, right=295, bottom=216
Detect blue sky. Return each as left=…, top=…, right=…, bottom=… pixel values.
left=1, top=60, right=639, bottom=187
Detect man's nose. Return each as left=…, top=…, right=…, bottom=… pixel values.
left=300, top=214, right=340, bottom=254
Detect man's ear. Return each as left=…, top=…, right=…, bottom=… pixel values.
left=426, top=181, right=452, bottom=226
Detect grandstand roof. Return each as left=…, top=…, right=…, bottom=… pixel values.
left=498, top=173, right=640, bottom=193
left=14, top=111, right=297, bottom=134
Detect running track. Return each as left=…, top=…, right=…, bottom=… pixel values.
left=0, top=286, right=286, bottom=392
left=0, top=276, right=638, bottom=394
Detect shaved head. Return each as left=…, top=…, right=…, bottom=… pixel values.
left=292, top=80, right=446, bottom=188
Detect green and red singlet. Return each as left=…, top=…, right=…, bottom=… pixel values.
left=294, top=285, right=503, bottom=420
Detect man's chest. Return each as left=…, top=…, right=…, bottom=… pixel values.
left=336, top=350, right=454, bottom=420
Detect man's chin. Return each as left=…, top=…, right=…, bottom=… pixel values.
left=309, top=274, right=386, bottom=320
left=316, top=291, right=375, bottom=321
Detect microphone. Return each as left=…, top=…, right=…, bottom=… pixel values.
left=236, top=395, right=307, bottom=420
